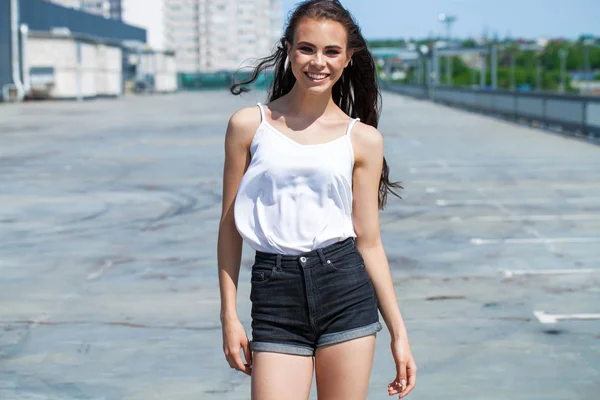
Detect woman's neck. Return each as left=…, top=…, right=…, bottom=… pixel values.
left=282, top=83, right=338, bottom=119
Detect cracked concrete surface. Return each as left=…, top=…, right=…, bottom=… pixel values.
left=1, top=91, right=599, bottom=399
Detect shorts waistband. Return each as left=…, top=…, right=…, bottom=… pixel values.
left=255, top=237, right=356, bottom=264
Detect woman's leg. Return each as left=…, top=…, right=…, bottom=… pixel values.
left=251, top=352, right=314, bottom=400
left=314, top=335, right=377, bottom=400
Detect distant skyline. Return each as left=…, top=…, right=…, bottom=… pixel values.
left=121, top=0, right=599, bottom=51
left=282, top=0, right=600, bottom=40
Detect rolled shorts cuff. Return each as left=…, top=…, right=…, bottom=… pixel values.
left=317, top=321, right=383, bottom=347
left=250, top=341, right=314, bottom=356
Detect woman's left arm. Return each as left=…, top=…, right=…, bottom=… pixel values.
left=351, top=124, right=417, bottom=398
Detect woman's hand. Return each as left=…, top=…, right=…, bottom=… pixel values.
left=221, top=317, right=252, bottom=376
left=388, top=337, right=417, bottom=398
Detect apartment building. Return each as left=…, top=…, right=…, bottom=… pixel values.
left=107, top=0, right=122, bottom=20
left=43, top=0, right=122, bottom=20
left=164, top=0, right=282, bottom=73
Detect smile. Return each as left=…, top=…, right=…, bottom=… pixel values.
left=304, top=72, right=330, bottom=81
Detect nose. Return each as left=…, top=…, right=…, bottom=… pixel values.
left=311, top=51, right=326, bottom=68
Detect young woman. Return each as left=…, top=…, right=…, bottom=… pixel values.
left=218, top=1, right=416, bottom=398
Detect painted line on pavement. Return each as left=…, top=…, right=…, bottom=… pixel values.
left=534, top=311, right=600, bottom=324
left=502, top=268, right=597, bottom=278
left=472, top=237, right=600, bottom=245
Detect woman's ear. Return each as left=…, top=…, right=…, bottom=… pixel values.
left=345, top=50, right=355, bottom=68
left=285, top=41, right=292, bottom=70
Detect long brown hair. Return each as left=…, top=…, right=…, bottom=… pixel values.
left=231, top=0, right=402, bottom=208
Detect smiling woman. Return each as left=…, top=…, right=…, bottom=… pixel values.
left=219, top=1, right=416, bottom=399
left=291, top=21, right=347, bottom=88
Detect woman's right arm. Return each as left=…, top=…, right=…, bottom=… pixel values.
left=218, top=107, right=259, bottom=376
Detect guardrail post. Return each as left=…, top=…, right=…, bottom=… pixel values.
left=582, top=98, right=588, bottom=138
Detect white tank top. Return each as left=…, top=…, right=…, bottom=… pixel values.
left=234, top=103, right=359, bottom=255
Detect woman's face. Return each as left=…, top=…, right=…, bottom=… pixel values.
left=287, top=18, right=353, bottom=95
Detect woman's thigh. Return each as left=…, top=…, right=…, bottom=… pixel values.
left=314, top=335, right=377, bottom=400
left=251, top=351, right=314, bottom=400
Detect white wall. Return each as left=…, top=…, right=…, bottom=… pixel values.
left=154, top=52, right=177, bottom=92
left=27, top=36, right=122, bottom=99
left=96, top=44, right=123, bottom=96
left=80, top=42, right=97, bottom=97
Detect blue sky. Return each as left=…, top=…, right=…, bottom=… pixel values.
left=282, top=0, right=600, bottom=40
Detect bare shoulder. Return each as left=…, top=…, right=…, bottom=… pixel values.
left=226, top=105, right=262, bottom=146
left=351, top=121, right=384, bottom=165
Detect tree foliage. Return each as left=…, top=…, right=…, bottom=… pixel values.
left=385, top=36, right=599, bottom=91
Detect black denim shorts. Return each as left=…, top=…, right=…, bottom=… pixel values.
left=249, top=237, right=382, bottom=356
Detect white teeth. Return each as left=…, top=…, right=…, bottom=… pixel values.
left=307, top=73, right=328, bottom=80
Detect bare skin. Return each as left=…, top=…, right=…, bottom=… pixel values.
left=315, top=335, right=377, bottom=399
left=251, top=352, right=314, bottom=400
left=218, top=17, right=417, bottom=399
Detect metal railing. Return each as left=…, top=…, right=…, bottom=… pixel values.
left=381, top=82, right=600, bottom=140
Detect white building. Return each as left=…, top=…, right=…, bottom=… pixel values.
left=164, top=0, right=282, bottom=73
left=24, top=30, right=177, bottom=100
left=26, top=31, right=124, bottom=99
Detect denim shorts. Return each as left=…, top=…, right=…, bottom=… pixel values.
left=249, top=237, right=382, bottom=356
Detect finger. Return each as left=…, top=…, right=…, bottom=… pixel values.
left=242, top=339, right=253, bottom=367
left=400, top=364, right=417, bottom=398
left=387, top=379, right=403, bottom=395
left=388, top=362, right=406, bottom=396
left=241, top=345, right=253, bottom=376
left=226, top=356, right=237, bottom=370
left=225, top=352, right=237, bottom=369
left=231, top=350, right=248, bottom=374
left=407, top=363, right=417, bottom=388
left=388, top=384, right=401, bottom=395
left=397, top=361, right=407, bottom=390
left=225, top=349, right=252, bottom=376
left=224, top=348, right=235, bottom=368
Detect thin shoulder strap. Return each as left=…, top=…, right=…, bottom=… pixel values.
left=256, top=102, right=265, bottom=122
left=345, top=117, right=360, bottom=137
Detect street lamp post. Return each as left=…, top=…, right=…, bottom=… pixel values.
left=536, top=60, right=543, bottom=91
left=432, top=42, right=438, bottom=87
left=510, top=52, right=516, bottom=90
left=584, top=46, right=591, bottom=79
left=439, top=13, right=457, bottom=86
left=480, top=52, right=487, bottom=88
left=417, top=43, right=434, bottom=99
left=438, top=13, right=457, bottom=42
left=417, top=44, right=429, bottom=87
left=583, top=38, right=594, bottom=93
left=446, top=54, right=452, bottom=85
left=491, top=45, right=498, bottom=89
left=558, top=48, right=568, bottom=93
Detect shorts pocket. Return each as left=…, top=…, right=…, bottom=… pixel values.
left=328, top=252, right=365, bottom=273
left=250, top=263, right=278, bottom=285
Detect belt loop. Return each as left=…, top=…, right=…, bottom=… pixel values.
left=316, top=248, right=327, bottom=266
left=276, top=254, right=282, bottom=270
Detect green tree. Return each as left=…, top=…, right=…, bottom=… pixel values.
left=460, top=39, right=478, bottom=48
left=368, top=39, right=405, bottom=48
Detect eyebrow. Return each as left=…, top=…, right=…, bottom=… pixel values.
left=296, top=41, right=343, bottom=50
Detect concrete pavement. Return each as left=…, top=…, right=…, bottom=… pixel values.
left=1, top=90, right=599, bottom=399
